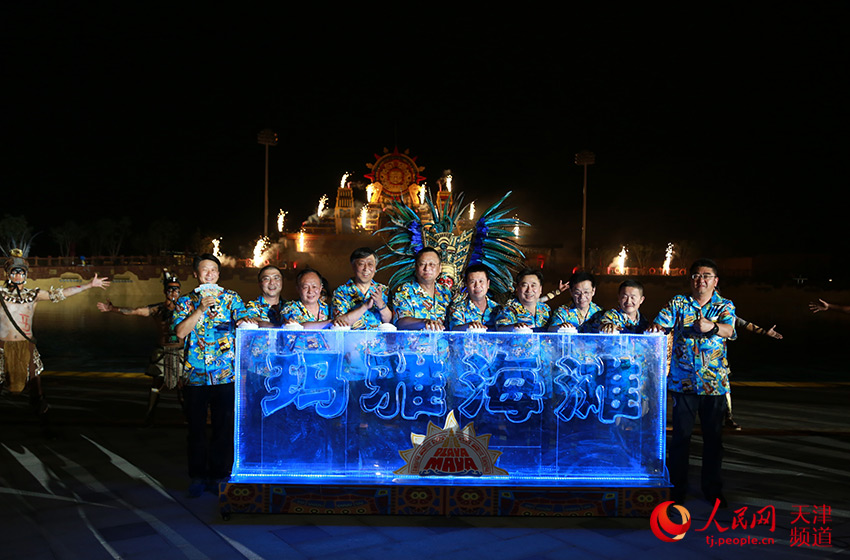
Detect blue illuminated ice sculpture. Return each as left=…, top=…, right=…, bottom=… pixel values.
left=232, top=329, right=668, bottom=487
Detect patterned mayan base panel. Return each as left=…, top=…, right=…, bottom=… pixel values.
left=219, top=483, right=670, bottom=517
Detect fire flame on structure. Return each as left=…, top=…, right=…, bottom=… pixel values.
left=445, top=175, right=453, bottom=192
left=212, top=238, right=222, bottom=258
left=366, top=184, right=375, bottom=204
left=339, top=172, right=350, bottom=190
left=297, top=230, right=306, bottom=252
left=469, top=201, right=476, bottom=221
left=610, top=246, right=627, bottom=274
left=252, top=236, right=270, bottom=267
left=277, top=210, right=287, bottom=233
left=359, top=206, right=369, bottom=229
left=317, top=195, right=328, bottom=218
left=662, top=243, right=674, bottom=275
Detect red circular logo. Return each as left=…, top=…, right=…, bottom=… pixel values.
left=650, top=500, right=691, bottom=542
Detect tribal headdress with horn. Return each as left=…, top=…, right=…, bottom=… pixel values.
left=162, top=268, right=181, bottom=288
left=2, top=235, right=34, bottom=285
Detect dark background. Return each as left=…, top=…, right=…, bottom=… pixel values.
left=2, top=5, right=847, bottom=268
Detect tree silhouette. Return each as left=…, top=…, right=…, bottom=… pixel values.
left=51, top=221, right=85, bottom=257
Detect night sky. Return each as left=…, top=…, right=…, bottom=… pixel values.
left=3, top=5, right=847, bottom=267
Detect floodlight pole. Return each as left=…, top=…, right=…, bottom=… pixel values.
left=257, top=129, right=278, bottom=237
left=574, top=150, right=595, bottom=270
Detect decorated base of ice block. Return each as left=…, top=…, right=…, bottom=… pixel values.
left=219, top=482, right=670, bottom=518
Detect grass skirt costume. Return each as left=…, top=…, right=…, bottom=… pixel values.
left=0, top=339, right=44, bottom=394
left=1, top=247, right=52, bottom=415
left=146, top=343, right=185, bottom=390
left=0, top=280, right=45, bottom=394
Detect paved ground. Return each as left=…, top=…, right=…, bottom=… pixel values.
left=1, top=373, right=848, bottom=560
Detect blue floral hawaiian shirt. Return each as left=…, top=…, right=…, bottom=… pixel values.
left=550, top=302, right=603, bottom=332
left=599, top=308, right=650, bottom=334
left=495, top=299, right=551, bottom=329
left=653, top=292, right=736, bottom=395
left=172, top=288, right=248, bottom=386
left=280, top=299, right=330, bottom=324
left=392, top=281, right=452, bottom=325
left=447, top=294, right=500, bottom=330
left=245, top=296, right=277, bottom=323
left=331, top=279, right=389, bottom=330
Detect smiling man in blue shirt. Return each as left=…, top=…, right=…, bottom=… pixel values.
left=496, top=268, right=551, bottom=331
left=393, top=247, right=452, bottom=331
left=448, top=264, right=500, bottom=330
left=332, top=247, right=391, bottom=329
left=648, top=258, right=736, bottom=507
left=598, top=279, right=650, bottom=334
left=173, top=253, right=249, bottom=497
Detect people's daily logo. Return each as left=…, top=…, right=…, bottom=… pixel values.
left=650, top=501, right=691, bottom=542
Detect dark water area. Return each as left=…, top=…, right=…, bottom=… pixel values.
left=26, top=276, right=850, bottom=382
left=37, top=313, right=157, bottom=373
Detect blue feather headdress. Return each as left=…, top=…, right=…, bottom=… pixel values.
left=376, top=190, right=528, bottom=296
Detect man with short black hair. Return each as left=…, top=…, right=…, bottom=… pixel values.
left=448, top=264, right=500, bottom=330
left=173, top=253, right=249, bottom=497
left=393, top=247, right=451, bottom=331
left=549, top=271, right=603, bottom=332
left=495, top=268, right=551, bottom=331
left=648, top=258, right=736, bottom=507
left=245, top=265, right=284, bottom=326
left=599, top=279, right=650, bottom=334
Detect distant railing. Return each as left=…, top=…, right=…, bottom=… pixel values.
left=24, top=254, right=298, bottom=281
left=605, top=266, right=688, bottom=277
left=27, top=255, right=195, bottom=268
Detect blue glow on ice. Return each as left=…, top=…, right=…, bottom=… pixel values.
left=232, top=330, right=668, bottom=487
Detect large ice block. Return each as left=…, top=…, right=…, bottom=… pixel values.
left=232, top=329, right=668, bottom=487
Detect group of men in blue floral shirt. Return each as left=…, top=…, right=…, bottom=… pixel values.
left=171, top=247, right=749, bottom=511
left=378, top=251, right=743, bottom=510
left=384, top=249, right=642, bottom=335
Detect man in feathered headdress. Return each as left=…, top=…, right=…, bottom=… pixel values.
left=378, top=190, right=528, bottom=303
left=1, top=247, right=110, bottom=417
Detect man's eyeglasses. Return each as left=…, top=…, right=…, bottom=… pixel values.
left=691, top=273, right=716, bottom=280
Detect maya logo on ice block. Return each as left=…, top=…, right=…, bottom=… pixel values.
left=395, top=411, right=508, bottom=476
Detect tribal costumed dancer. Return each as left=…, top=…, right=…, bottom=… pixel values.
left=1, top=242, right=110, bottom=424
left=377, top=190, right=528, bottom=298
left=97, top=269, right=185, bottom=424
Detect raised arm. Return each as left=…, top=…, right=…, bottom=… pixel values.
left=810, top=299, right=850, bottom=315
left=735, top=316, right=783, bottom=339
left=97, top=299, right=153, bottom=317
left=38, top=273, right=111, bottom=302
left=175, top=296, right=215, bottom=339
left=370, top=286, right=392, bottom=324
left=540, top=280, right=569, bottom=304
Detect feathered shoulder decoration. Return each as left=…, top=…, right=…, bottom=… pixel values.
left=376, top=191, right=528, bottom=295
